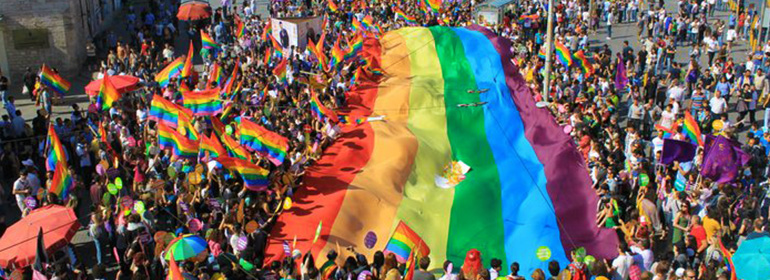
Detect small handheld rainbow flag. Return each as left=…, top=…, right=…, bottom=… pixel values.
left=572, top=50, right=593, bottom=76
left=201, top=30, right=219, bottom=50
left=261, top=21, right=272, bottom=41
left=239, top=118, right=289, bottom=166
left=426, top=0, right=441, bottom=13
left=39, top=65, right=71, bottom=95
left=519, top=14, right=539, bottom=21
left=221, top=60, right=240, bottom=97
left=157, top=123, right=199, bottom=158
left=182, top=41, right=194, bottom=78
left=207, top=63, right=224, bottom=89
left=263, top=48, right=273, bottom=67
left=719, top=240, right=737, bottom=280
left=403, top=250, right=418, bottom=280
left=538, top=46, right=547, bottom=59
left=49, top=163, right=73, bottom=200
left=200, top=133, right=227, bottom=159
left=150, top=95, right=192, bottom=128
left=167, top=252, right=183, bottom=280
left=183, top=89, right=223, bottom=116
left=97, top=72, right=121, bottom=110
left=273, top=58, right=288, bottom=85
left=345, top=33, right=364, bottom=60
left=308, top=37, right=329, bottom=72
left=177, top=107, right=199, bottom=140
left=554, top=41, right=572, bottom=67
left=268, top=33, right=282, bottom=50
left=155, top=57, right=185, bottom=88
left=395, top=7, right=418, bottom=25
left=310, top=90, right=339, bottom=123
left=362, top=15, right=375, bottom=30
left=384, top=221, right=431, bottom=263
left=352, top=17, right=364, bottom=32
left=683, top=111, right=704, bottom=146
left=46, top=125, right=68, bottom=172
left=222, top=132, right=250, bottom=160
left=236, top=20, right=247, bottom=38
left=217, top=156, right=269, bottom=191
left=329, top=0, right=339, bottom=12
left=329, top=38, right=346, bottom=70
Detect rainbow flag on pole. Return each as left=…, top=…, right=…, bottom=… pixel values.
left=49, top=163, right=73, bottom=200
left=395, top=8, right=418, bottom=25
left=719, top=240, right=738, bottom=280
left=183, top=89, right=223, bottom=116
left=182, top=41, right=194, bottom=78
left=683, top=111, right=704, bottom=146
left=200, top=133, right=227, bottom=159
left=208, top=63, right=224, bottom=89
left=97, top=73, right=121, bottom=110
left=217, top=156, right=269, bottom=191
left=222, top=133, right=250, bottom=160
left=150, top=95, right=192, bottom=128
left=39, top=65, right=71, bottom=95
left=572, top=50, right=593, bottom=76
left=236, top=20, right=247, bottom=38
left=201, top=30, right=219, bottom=50
left=310, top=90, right=339, bottom=123
left=155, top=57, right=185, bottom=88
left=273, top=58, right=288, bottom=85
left=426, top=0, right=441, bottom=13
left=329, top=38, right=346, bottom=70
left=46, top=125, right=68, bottom=172
left=264, top=26, right=617, bottom=274
left=157, top=123, right=199, bottom=158
left=345, top=33, right=364, bottom=60
left=554, top=41, right=572, bottom=67
left=261, top=21, right=272, bottom=41
left=385, top=221, right=431, bottom=262
left=329, top=0, right=339, bottom=12
left=239, top=118, right=289, bottom=166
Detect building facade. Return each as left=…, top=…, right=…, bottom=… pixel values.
left=0, top=0, right=121, bottom=87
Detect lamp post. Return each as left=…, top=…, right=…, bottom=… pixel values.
left=542, top=0, right=555, bottom=102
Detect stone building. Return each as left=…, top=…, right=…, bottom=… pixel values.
left=0, top=0, right=121, bottom=87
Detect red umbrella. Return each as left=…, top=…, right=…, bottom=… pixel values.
left=177, top=1, right=213, bottom=21
left=85, top=75, right=140, bottom=96
left=0, top=205, right=81, bottom=268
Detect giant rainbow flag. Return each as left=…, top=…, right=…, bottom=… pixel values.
left=264, top=26, right=617, bottom=274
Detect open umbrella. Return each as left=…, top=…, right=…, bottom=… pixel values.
left=177, top=1, right=213, bottom=21
left=733, top=233, right=770, bottom=280
left=0, top=205, right=81, bottom=268
left=85, top=75, right=140, bottom=96
left=164, top=234, right=208, bottom=261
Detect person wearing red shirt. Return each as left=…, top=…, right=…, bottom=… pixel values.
left=689, top=215, right=708, bottom=253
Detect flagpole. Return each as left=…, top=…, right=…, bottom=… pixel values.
left=542, top=0, right=555, bottom=103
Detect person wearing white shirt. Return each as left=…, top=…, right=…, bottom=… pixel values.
left=709, top=92, right=728, bottom=117
left=611, top=244, right=634, bottom=280
left=630, top=240, right=654, bottom=271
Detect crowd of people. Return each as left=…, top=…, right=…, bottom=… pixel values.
left=0, top=0, right=769, bottom=279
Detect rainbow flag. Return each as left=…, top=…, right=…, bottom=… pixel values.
left=239, top=118, right=289, bottom=166
left=329, top=38, right=346, bottom=70
left=46, top=125, right=68, bottom=172
left=97, top=73, right=121, bottom=110
left=519, top=14, right=539, bottom=21
left=572, top=50, right=593, bottom=76
left=157, top=123, right=199, bottom=158
left=236, top=21, right=247, bottom=38
left=182, top=41, right=194, bottom=78
left=39, top=65, right=71, bottom=95
left=719, top=240, right=738, bottom=280
left=308, top=37, right=329, bottom=72
left=683, top=111, right=704, bottom=146
left=183, top=89, right=223, bottom=116
left=345, top=33, right=364, bottom=60
left=310, top=90, right=339, bottom=123
left=538, top=46, right=547, bottom=59
left=403, top=250, right=418, bottom=280
left=167, top=252, right=183, bottom=280
left=329, top=0, right=339, bottom=12
left=269, top=33, right=282, bottom=50
left=222, top=133, right=250, bottom=160
left=362, top=15, right=375, bottom=30
left=655, top=121, right=680, bottom=139
left=149, top=95, right=192, bottom=128
left=263, top=48, right=273, bottom=67
left=201, top=30, right=219, bottom=50
left=264, top=26, right=617, bottom=273
left=426, top=0, right=441, bottom=13
left=222, top=60, right=240, bottom=97
left=395, top=8, right=418, bottom=25
left=352, top=18, right=364, bottom=32
left=217, top=156, right=269, bottom=191
left=261, top=21, right=272, bottom=41
left=155, top=57, right=185, bottom=88
left=49, top=163, right=73, bottom=200
left=208, top=63, right=224, bottom=88
left=385, top=221, right=431, bottom=262
left=200, top=133, right=227, bottom=158
left=554, top=41, right=572, bottom=67
left=273, top=58, right=288, bottom=85
left=177, top=108, right=199, bottom=140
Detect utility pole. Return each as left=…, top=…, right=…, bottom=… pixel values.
left=542, top=0, right=555, bottom=102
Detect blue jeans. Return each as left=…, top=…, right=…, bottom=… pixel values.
left=93, top=237, right=103, bottom=264
left=608, top=25, right=613, bottom=38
